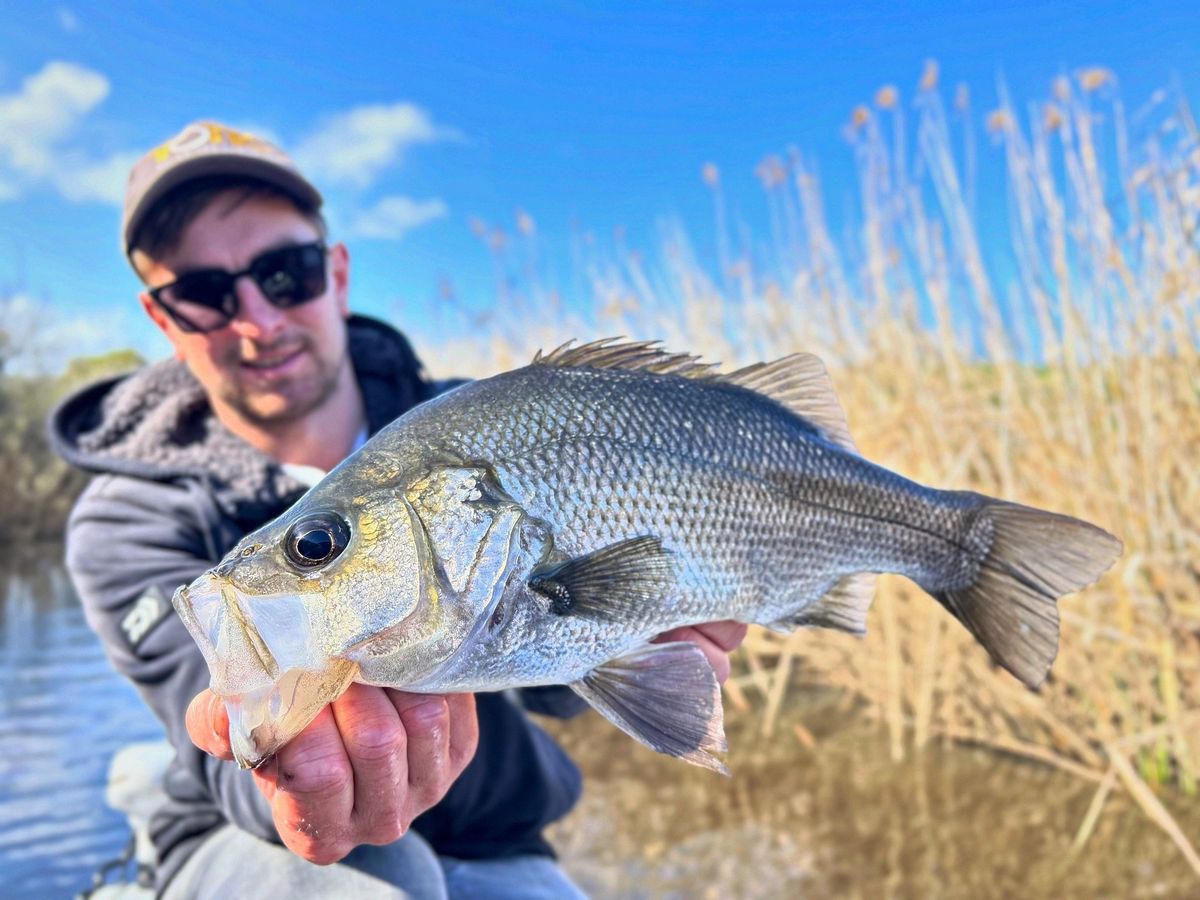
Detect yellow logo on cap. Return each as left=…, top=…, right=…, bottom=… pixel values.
left=150, top=124, right=273, bottom=165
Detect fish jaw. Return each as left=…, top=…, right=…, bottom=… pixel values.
left=223, top=659, right=359, bottom=768
left=172, top=573, right=359, bottom=768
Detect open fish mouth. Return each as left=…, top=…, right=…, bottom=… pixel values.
left=172, top=574, right=358, bottom=768
left=221, top=660, right=359, bottom=767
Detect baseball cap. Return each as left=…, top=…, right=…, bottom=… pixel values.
left=122, top=120, right=323, bottom=256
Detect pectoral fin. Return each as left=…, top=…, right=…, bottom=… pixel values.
left=569, top=642, right=729, bottom=774
left=528, top=536, right=674, bottom=623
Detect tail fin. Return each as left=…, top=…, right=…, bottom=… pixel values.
left=935, top=500, right=1122, bottom=688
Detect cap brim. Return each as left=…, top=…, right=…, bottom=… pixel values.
left=122, top=154, right=323, bottom=255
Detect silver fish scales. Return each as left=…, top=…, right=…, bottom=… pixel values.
left=174, top=340, right=1122, bottom=771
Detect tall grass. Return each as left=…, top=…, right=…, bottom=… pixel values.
left=420, top=64, right=1200, bottom=868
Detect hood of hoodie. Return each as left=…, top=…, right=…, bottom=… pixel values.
left=49, top=314, right=435, bottom=526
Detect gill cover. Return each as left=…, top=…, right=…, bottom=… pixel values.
left=348, top=465, right=535, bottom=686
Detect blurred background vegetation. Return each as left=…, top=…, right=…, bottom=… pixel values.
left=0, top=311, right=140, bottom=540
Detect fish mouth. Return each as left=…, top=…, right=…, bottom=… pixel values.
left=173, top=573, right=358, bottom=768
left=222, top=660, right=358, bottom=768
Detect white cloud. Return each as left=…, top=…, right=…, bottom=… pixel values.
left=0, top=64, right=457, bottom=218
left=55, top=149, right=140, bottom=204
left=0, top=293, right=148, bottom=375
left=292, top=104, right=457, bottom=240
left=57, top=8, right=80, bottom=32
left=294, top=103, right=452, bottom=189
left=350, top=195, right=448, bottom=240
left=0, top=61, right=108, bottom=178
left=0, top=60, right=132, bottom=207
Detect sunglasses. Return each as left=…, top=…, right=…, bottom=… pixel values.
left=148, top=241, right=328, bottom=333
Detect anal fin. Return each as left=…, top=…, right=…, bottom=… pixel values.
left=570, top=642, right=728, bottom=774
left=767, top=572, right=877, bottom=634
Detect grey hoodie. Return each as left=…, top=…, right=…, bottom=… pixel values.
left=49, top=315, right=583, bottom=893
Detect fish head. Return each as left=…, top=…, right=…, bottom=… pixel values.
left=172, top=457, right=551, bottom=766
left=172, top=473, right=432, bottom=768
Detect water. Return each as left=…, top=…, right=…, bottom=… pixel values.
left=546, top=693, right=1200, bottom=899
left=2, top=550, right=1197, bottom=898
left=0, top=550, right=162, bottom=900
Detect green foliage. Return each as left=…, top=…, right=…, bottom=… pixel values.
left=0, top=349, right=143, bottom=542
left=59, top=349, right=143, bottom=392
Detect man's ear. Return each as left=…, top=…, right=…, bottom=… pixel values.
left=329, top=242, right=350, bottom=318
left=139, top=292, right=185, bottom=360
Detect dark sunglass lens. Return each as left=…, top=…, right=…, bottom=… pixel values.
left=252, top=244, right=326, bottom=307
left=158, top=272, right=237, bottom=331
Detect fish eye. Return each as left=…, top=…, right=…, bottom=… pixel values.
left=285, top=513, right=351, bottom=569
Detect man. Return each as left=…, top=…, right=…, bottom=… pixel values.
left=51, top=121, right=746, bottom=898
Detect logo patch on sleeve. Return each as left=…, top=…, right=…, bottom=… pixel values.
left=121, top=585, right=170, bottom=650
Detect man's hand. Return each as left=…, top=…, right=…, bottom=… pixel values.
left=186, top=685, right=479, bottom=865
left=654, top=619, right=748, bottom=683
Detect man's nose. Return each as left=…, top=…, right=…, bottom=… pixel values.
left=227, top=276, right=287, bottom=341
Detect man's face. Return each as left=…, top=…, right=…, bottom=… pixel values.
left=137, top=191, right=352, bottom=427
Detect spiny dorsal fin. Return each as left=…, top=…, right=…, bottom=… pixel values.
left=534, top=339, right=856, bottom=452
left=723, top=354, right=858, bottom=453
left=534, top=338, right=721, bottom=380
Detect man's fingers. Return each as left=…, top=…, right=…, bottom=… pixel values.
left=185, top=690, right=233, bottom=760
left=692, top=620, right=748, bottom=653
left=270, top=705, right=355, bottom=864
left=333, top=684, right=411, bottom=844
left=389, top=692, right=451, bottom=802
left=445, top=693, right=479, bottom=776
left=690, top=629, right=733, bottom=684
left=654, top=623, right=744, bottom=684
left=251, top=756, right=279, bottom=803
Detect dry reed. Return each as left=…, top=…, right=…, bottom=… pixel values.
left=420, top=64, right=1200, bottom=871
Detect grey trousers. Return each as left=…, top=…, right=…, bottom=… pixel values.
left=162, top=825, right=587, bottom=899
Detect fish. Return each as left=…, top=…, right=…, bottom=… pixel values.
left=173, top=340, right=1123, bottom=772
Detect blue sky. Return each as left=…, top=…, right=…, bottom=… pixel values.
left=0, top=1, right=1196, bottom=367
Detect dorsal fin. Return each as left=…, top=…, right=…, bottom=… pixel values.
left=723, top=354, right=858, bottom=453
left=534, top=338, right=720, bottom=379
left=534, top=339, right=857, bottom=453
